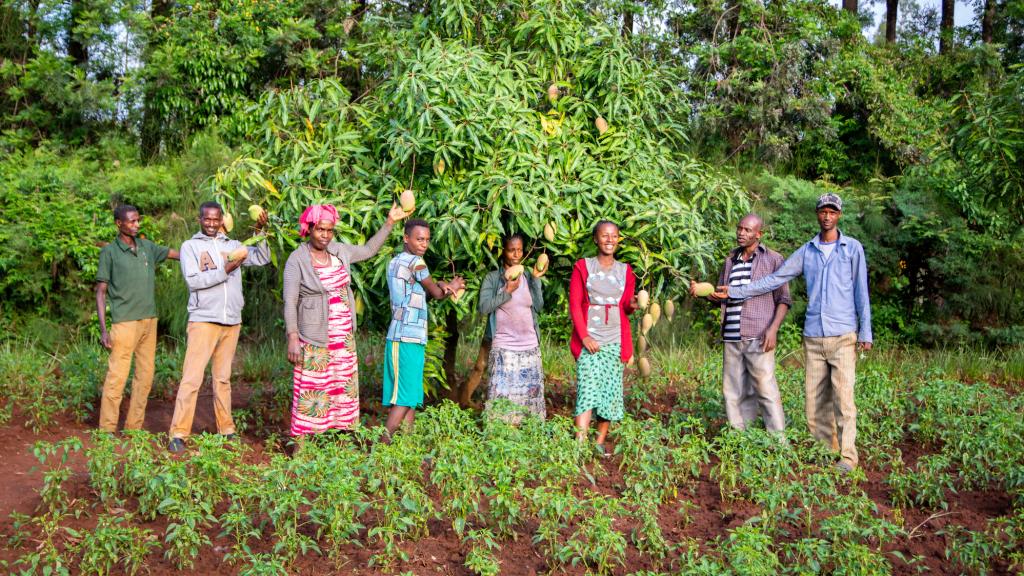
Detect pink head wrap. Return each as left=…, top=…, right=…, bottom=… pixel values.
left=299, top=204, right=339, bottom=237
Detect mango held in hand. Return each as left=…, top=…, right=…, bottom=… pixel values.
left=638, top=357, right=652, bottom=378
left=222, top=212, right=235, bottom=233
left=595, top=116, right=609, bottom=135
left=226, top=247, right=249, bottom=262
left=533, top=253, right=550, bottom=276
left=637, top=289, right=650, bottom=310
left=248, top=204, right=265, bottom=221
left=693, top=282, right=715, bottom=298
left=641, top=313, right=654, bottom=335
left=451, top=287, right=466, bottom=303
left=543, top=222, right=556, bottom=243
left=664, top=299, right=676, bottom=320
left=399, top=189, right=416, bottom=213
left=504, top=264, right=525, bottom=281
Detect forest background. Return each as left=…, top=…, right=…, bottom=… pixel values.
left=1, top=0, right=1023, bottom=388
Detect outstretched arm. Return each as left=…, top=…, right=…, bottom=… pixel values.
left=720, top=245, right=806, bottom=300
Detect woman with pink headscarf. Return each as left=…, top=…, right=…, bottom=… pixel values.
left=283, top=203, right=407, bottom=436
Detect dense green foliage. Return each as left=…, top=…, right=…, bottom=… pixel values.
left=1, top=0, right=1023, bottom=350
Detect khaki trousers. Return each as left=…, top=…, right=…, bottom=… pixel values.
left=99, top=318, right=158, bottom=432
left=168, top=322, right=240, bottom=439
left=722, top=338, right=786, bottom=432
left=804, top=332, right=858, bottom=468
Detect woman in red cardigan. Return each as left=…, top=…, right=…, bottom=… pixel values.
left=569, top=221, right=637, bottom=456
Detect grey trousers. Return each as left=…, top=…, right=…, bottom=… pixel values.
left=722, top=338, right=786, bottom=432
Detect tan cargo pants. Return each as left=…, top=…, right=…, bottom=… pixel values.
left=168, top=322, right=240, bottom=439
left=804, top=332, right=859, bottom=468
left=99, top=318, right=158, bottom=432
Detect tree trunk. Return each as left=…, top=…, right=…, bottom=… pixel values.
left=622, top=10, right=633, bottom=38
left=442, top=309, right=460, bottom=402
left=940, top=0, right=954, bottom=54
left=458, top=340, right=491, bottom=408
left=842, top=0, right=858, bottom=14
left=140, top=0, right=174, bottom=159
left=885, top=0, right=898, bottom=43
left=67, top=0, right=87, bottom=67
left=981, top=0, right=996, bottom=43
left=340, top=0, right=368, bottom=101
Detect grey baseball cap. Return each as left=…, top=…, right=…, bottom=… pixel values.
left=816, top=193, right=843, bottom=211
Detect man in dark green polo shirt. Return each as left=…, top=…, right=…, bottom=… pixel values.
left=95, top=204, right=179, bottom=432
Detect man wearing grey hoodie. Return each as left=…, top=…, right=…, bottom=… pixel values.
left=168, top=201, right=270, bottom=452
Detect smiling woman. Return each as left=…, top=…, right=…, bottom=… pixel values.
left=282, top=203, right=407, bottom=437
left=568, top=221, right=638, bottom=456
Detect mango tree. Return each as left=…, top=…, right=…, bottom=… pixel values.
left=211, top=0, right=748, bottom=402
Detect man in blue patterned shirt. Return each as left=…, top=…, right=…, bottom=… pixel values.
left=716, top=194, right=872, bottom=472
left=382, top=219, right=464, bottom=438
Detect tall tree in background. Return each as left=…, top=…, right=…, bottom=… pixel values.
left=982, top=0, right=997, bottom=42
left=941, top=0, right=955, bottom=52
left=886, top=0, right=899, bottom=42
left=140, top=0, right=174, bottom=159
left=67, top=0, right=88, bottom=67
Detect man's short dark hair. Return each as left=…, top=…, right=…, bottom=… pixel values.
left=113, top=204, right=138, bottom=222
left=404, top=218, right=430, bottom=235
left=199, top=201, right=223, bottom=218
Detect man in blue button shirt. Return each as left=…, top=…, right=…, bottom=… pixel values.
left=715, top=193, right=872, bottom=472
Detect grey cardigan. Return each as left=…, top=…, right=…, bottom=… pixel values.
left=477, top=268, right=543, bottom=343
left=283, top=223, right=393, bottom=347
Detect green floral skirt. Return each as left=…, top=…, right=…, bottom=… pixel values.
left=574, top=344, right=624, bottom=421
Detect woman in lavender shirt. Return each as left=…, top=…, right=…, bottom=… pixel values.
left=477, top=234, right=546, bottom=422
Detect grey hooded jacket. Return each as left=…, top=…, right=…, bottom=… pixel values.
left=180, top=231, right=271, bottom=325
left=282, top=222, right=393, bottom=348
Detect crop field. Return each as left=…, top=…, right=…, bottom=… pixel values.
left=0, top=340, right=1022, bottom=575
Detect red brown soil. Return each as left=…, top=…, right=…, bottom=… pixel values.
left=0, top=379, right=1018, bottom=575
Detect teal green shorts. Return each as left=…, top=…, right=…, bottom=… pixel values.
left=382, top=341, right=426, bottom=408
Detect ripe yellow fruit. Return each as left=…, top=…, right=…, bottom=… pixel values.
left=451, top=287, right=466, bottom=302
left=638, top=357, right=651, bottom=377
left=664, top=299, right=676, bottom=320
left=693, top=282, right=715, bottom=297
left=222, top=212, right=234, bottom=233
left=226, top=247, right=248, bottom=262
left=547, top=83, right=559, bottom=102
left=638, top=335, right=647, bottom=354
left=504, top=264, right=525, bottom=281
left=543, top=222, right=555, bottom=242
left=354, top=293, right=364, bottom=316
left=400, top=189, right=416, bottom=213
left=641, top=313, right=654, bottom=334
left=649, top=302, right=661, bottom=325
left=534, top=253, right=549, bottom=276
left=248, top=204, right=265, bottom=220
left=637, top=289, right=650, bottom=310
left=434, top=158, right=446, bottom=176
left=595, top=116, right=608, bottom=135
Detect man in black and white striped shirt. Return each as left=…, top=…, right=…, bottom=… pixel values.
left=722, top=256, right=754, bottom=341
left=692, top=214, right=791, bottom=433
